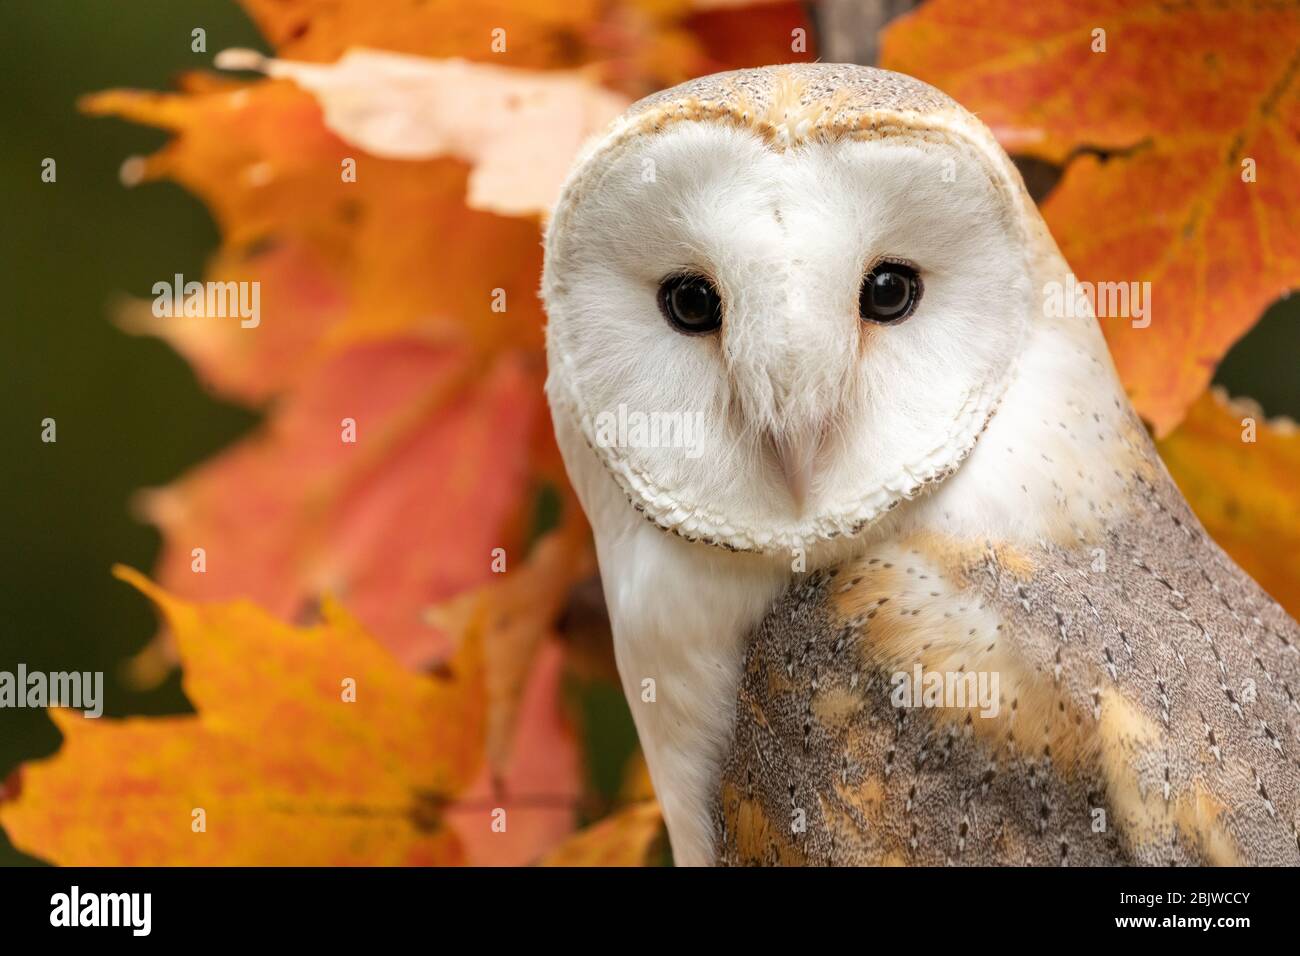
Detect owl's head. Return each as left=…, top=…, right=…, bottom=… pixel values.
left=543, top=65, right=1041, bottom=555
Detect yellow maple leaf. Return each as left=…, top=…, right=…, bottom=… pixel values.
left=539, top=800, right=664, bottom=866
left=0, top=568, right=486, bottom=866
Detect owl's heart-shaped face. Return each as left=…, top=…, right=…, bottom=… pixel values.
left=544, top=115, right=1033, bottom=555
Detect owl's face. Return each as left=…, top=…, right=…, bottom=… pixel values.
left=544, top=112, right=1033, bottom=555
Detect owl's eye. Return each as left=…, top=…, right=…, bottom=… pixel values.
left=658, top=274, right=723, bottom=334
left=859, top=261, right=921, bottom=324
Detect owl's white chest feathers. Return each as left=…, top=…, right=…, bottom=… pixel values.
left=554, top=307, right=1139, bottom=866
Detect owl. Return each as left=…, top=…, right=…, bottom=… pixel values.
left=541, top=64, right=1300, bottom=866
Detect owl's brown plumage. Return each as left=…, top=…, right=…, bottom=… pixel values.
left=716, top=426, right=1300, bottom=865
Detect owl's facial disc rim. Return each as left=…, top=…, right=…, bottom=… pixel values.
left=543, top=88, right=1034, bottom=557
left=548, top=364, right=1012, bottom=556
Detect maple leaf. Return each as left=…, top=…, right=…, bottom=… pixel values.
left=1159, top=388, right=1300, bottom=616
left=539, top=801, right=664, bottom=866
left=214, top=49, right=629, bottom=219
left=137, top=341, right=544, bottom=670
left=455, top=642, right=583, bottom=865
left=234, top=0, right=814, bottom=97
left=0, top=568, right=486, bottom=866
left=427, top=515, right=596, bottom=775
left=85, top=78, right=546, bottom=404
left=882, top=0, right=1300, bottom=435
left=682, top=0, right=818, bottom=78
left=429, top=516, right=597, bottom=865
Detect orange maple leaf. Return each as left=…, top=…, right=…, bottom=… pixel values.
left=235, top=0, right=814, bottom=96
left=0, top=568, right=486, bottom=866
left=1160, top=388, right=1300, bottom=616
left=539, top=801, right=664, bottom=866
left=85, top=78, right=547, bottom=404
left=882, top=0, right=1300, bottom=434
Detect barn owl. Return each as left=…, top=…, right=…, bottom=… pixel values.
left=541, top=64, right=1300, bottom=866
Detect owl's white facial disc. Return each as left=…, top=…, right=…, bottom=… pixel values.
left=544, top=119, right=1032, bottom=554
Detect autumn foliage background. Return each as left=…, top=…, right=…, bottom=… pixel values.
left=1, top=0, right=1298, bottom=866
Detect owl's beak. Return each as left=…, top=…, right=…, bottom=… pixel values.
left=773, top=433, right=818, bottom=513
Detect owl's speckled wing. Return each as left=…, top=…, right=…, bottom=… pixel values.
left=715, top=444, right=1300, bottom=866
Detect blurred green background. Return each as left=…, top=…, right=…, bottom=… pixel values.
left=1, top=0, right=1297, bottom=867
